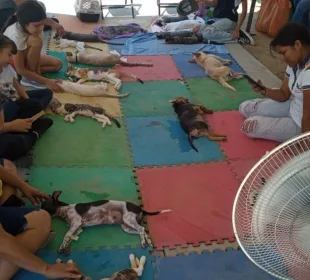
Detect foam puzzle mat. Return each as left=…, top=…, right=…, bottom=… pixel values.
left=126, top=116, right=225, bottom=167
left=14, top=247, right=155, bottom=280
left=186, top=78, right=260, bottom=111
left=173, top=53, right=244, bottom=79
left=136, top=162, right=239, bottom=249
left=33, top=115, right=131, bottom=167
left=155, top=248, right=277, bottom=280
left=22, top=33, right=280, bottom=279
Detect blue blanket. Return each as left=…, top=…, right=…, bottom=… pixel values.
left=121, top=33, right=228, bottom=55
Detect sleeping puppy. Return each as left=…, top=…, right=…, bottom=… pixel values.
left=188, top=52, right=244, bottom=92
left=169, top=97, right=227, bottom=152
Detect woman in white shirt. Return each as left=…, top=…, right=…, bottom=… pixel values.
left=3, top=1, right=63, bottom=92
left=239, top=22, right=310, bottom=143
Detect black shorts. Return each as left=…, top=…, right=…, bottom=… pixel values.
left=0, top=207, right=38, bottom=236
left=0, top=157, right=38, bottom=236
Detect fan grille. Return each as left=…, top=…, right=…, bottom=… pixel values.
left=233, top=133, right=310, bottom=280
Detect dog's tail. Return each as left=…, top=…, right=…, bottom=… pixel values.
left=142, top=209, right=172, bottom=216
left=188, top=133, right=199, bottom=153
left=218, top=77, right=236, bottom=92
left=106, top=114, right=121, bottom=128
left=120, top=61, right=153, bottom=67
left=120, top=71, right=144, bottom=84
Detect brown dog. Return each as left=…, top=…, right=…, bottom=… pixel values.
left=188, top=52, right=244, bottom=92
left=169, top=97, right=227, bottom=152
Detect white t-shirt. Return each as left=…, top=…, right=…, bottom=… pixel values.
left=286, top=59, right=310, bottom=128
left=0, top=65, right=19, bottom=101
left=3, top=23, right=44, bottom=51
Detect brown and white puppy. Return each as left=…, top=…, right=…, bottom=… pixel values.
left=169, top=97, right=227, bottom=152
left=41, top=191, right=171, bottom=254
left=66, top=51, right=153, bottom=67
left=188, top=52, right=244, bottom=92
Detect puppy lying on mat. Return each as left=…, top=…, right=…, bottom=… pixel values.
left=48, top=98, right=121, bottom=128
left=189, top=52, right=244, bottom=92
left=66, top=50, right=153, bottom=67
left=170, top=97, right=227, bottom=152
left=42, top=191, right=171, bottom=254
left=55, top=79, right=129, bottom=98
left=66, top=64, right=143, bottom=90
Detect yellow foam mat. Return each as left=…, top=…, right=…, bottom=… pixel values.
left=48, top=38, right=110, bottom=54
left=49, top=83, right=122, bottom=117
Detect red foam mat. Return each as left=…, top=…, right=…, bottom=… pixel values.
left=115, top=55, right=183, bottom=81
left=208, top=111, right=278, bottom=160
left=136, top=162, right=239, bottom=249
left=229, top=158, right=260, bottom=181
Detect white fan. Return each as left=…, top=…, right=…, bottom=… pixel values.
left=233, top=132, right=310, bottom=280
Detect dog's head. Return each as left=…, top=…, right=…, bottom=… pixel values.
left=48, top=97, right=62, bottom=113
left=65, top=52, right=76, bottom=63
left=41, top=191, right=68, bottom=216
left=169, top=97, right=190, bottom=105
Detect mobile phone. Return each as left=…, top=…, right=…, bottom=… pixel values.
left=243, top=74, right=266, bottom=90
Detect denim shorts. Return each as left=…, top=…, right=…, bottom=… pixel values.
left=0, top=207, right=38, bottom=235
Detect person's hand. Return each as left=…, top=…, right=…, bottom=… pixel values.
left=232, top=28, right=240, bottom=40
left=248, top=79, right=267, bottom=95
left=20, top=184, right=49, bottom=205
left=9, top=119, right=32, bottom=132
left=51, top=21, right=65, bottom=37
left=45, top=79, right=64, bottom=93
left=43, top=263, right=82, bottom=279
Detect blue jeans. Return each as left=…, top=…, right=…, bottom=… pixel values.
left=291, top=0, right=310, bottom=29
left=3, top=88, right=53, bottom=122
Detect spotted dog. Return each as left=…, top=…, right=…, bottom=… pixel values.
left=41, top=191, right=171, bottom=254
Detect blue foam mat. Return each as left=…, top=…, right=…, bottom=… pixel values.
left=126, top=116, right=224, bottom=167
left=173, top=53, right=244, bottom=78
left=156, top=249, right=277, bottom=280
left=14, top=247, right=156, bottom=280
left=121, top=33, right=228, bottom=55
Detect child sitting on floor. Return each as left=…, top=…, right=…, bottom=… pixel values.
left=2, top=0, right=63, bottom=92
left=0, top=34, right=53, bottom=161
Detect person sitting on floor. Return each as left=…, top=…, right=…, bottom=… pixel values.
left=239, top=22, right=310, bottom=143
left=0, top=158, right=83, bottom=279
left=291, top=0, right=310, bottom=29
left=0, top=0, right=64, bottom=35
left=156, top=0, right=254, bottom=45
left=0, top=34, right=53, bottom=161
left=2, top=0, right=63, bottom=92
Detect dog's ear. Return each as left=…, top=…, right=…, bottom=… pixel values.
left=52, top=191, right=62, bottom=203
left=169, top=99, right=176, bottom=103
left=66, top=52, right=73, bottom=57
left=193, top=52, right=201, bottom=57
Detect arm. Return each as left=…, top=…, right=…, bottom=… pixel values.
left=13, top=51, right=49, bottom=85
left=235, top=0, right=247, bottom=31
left=0, top=225, right=47, bottom=275
left=302, top=89, right=310, bottom=133
left=13, top=77, right=29, bottom=99
left=264, top=76, right=291, bottom=102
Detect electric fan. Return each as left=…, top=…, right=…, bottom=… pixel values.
left=233, top=132, right=310, bottom=280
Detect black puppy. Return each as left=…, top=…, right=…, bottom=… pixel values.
left=169, top=97, right=227, bottom=152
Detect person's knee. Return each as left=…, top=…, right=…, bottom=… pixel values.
left=41, top=88, right=54, bottom=105
left=27, top=35, right=43, bottom=48
left=26, top=210, right=51, bottom=236
left=241, top=119, right=259, bottom=136
left=53, top=58, right=63, bottom=71
left=3, top=159, right=17, bottom=175
left=239, top=100, right=251, bottom=117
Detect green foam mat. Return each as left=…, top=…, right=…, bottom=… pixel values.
left=29, top=167, right=140, bottom=250
left=33, top=115, right=131, bottom=167
left=120, top=80, right=193, bottom=117
left=44, top=51, right=113, bottom=80
left=186, top=78, right=263, bottom=111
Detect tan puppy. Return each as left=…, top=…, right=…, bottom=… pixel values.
left=188, top=52, right=244, bottom=92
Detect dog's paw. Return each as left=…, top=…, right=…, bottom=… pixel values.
left=58, top=246, right=71, bottom=255
left=222, top=137, right=228, bottom=142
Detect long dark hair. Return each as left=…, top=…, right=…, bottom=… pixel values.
left=1, top=0, right=46, bottom=34
left=270, top=22, right=310, bottom=51
left=0, top=35, right=17, bottom=55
